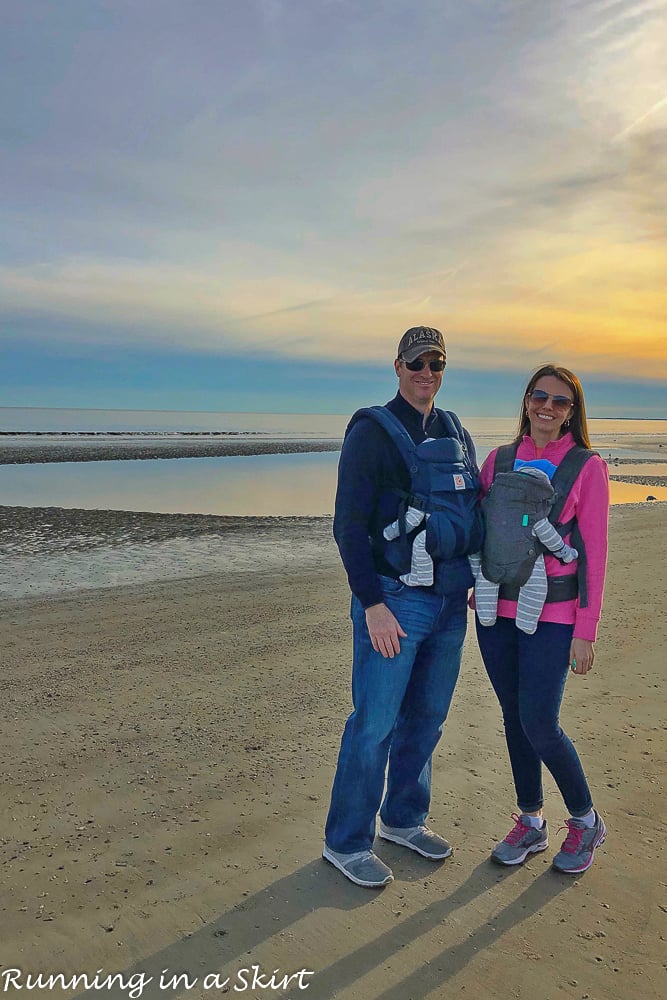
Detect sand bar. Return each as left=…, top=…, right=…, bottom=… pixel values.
left=0, top=437, right=341, bottom=465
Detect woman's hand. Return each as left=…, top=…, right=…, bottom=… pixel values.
left=570, top=637, right=595, bottom=675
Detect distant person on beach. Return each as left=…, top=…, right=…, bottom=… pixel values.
left=323, top=325, right=482, bottom=887
left=475, top=364, right=609, bottom=874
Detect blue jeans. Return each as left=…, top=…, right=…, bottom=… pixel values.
left=475, top=616, right=593, bottom=817
left=325, top=577, right=467, bottom=854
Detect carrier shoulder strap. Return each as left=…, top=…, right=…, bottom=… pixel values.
left=348, top=406, right=416, bottom=469
left=434, top=408, right=478, bottom=473
left=493, top=442, right=519, bottom=476
left=435, top=408, right=464, bottom=443
left=549, top=446, right=597, bottom=528
left=350, top=405, right=467, bottom=459
left=551, top=446, right=597, bottom=609
left=347, top=407, right=417, bottom=561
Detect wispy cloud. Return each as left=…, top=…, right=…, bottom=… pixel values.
left=584, top=0, right=667, bottom=41
left=232, top=297, right=335, bottom=323
left=612, top=95, right=667, bottom=142
left=1, top=0, right=665, bottom=404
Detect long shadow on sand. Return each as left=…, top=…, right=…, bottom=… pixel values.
left=73, top=859, right=366, bottom=1000
left=73, top=854, right=572, bottom=1000
left=285, top=863, right=572, bottom=1000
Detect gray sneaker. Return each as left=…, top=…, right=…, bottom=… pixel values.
left=378, top=822, right=453, bottom=859
left=322, top=844, right=394, bottom=887
left=491, top=813, right=549, bottom=865
left=552, top=811, right=606, bottom=874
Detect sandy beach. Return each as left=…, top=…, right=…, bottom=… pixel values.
left=1, top=498, right=665, bottom=1000
left=5, top=0, right=667, bottom=993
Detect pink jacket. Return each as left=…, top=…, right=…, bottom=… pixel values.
left=479, top=433, right=609, bottom=641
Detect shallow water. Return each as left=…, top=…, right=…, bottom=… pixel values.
left=606, top=481, right=667, bottom=503
left=1, top=448, right=665, bottom=516
left=0, top=452, right=340, bottom=517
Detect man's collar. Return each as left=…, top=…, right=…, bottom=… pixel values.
left=389, top=391, right=439, bottom=431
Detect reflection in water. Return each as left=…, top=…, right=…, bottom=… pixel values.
left=0, top=452, right=341, bottom=517
left=0, top=450, right=665, bottom=516
left=606, top=463, right=667, bottom=477
left=606, top=480, right=667, bottom=504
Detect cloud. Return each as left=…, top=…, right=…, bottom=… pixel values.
left=0, top=0, right=665, bottom=397
left=623, top=127, right=667, bottom=237
left=612, top=94, right=667, bottom=142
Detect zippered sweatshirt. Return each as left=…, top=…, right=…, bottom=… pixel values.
left=479, top=433, right=609, bottom=641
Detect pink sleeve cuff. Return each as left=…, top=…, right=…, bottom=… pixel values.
left=573, top=616, right=599, bottom=642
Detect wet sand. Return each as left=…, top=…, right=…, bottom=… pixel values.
left=0, top=502, right=665, bottom=1000
left=0, top=508, right=335, bottom=599
left=606, top=457, right=667, bottom=488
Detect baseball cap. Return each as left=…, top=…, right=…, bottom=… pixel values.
left=397, top=326, right=446, bottom=363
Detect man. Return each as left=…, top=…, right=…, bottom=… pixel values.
left=323, top=325, right=479, bottom=887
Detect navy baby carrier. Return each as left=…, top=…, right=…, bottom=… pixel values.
left=349, top=406, right=483, bottom=587
left=484, top=443, right=597, bottom=607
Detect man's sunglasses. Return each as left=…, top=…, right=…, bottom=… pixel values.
left=401, top=357, right=446, bottom=372
left=528, top=389, right=574, bottom=410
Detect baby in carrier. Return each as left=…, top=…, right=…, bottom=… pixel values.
left=472, top=460, right=578, bottom=634
left=385, top=459, right=577, bottom=635
left=378, top=421, right=483, bottom=592
left=383, top=503, right=437, bottom=586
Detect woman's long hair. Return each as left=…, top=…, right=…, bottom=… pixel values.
left=515, top=364, right=592, bottom=448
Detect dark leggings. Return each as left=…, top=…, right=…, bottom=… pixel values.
left=476, top=616, right=593, bottom=816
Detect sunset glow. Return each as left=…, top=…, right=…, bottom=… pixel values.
left=2, top=1, right=665, bottom=414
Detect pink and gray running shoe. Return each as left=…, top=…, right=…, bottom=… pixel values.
left=552, top=810, right=607, bottom=874
left=491, top=813, right=549, bottom=866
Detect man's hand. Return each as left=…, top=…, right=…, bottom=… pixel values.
left=365, top=603, right=408, bottom=659
left=570, top=637, right=595, bottom=675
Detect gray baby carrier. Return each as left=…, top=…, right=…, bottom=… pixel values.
left=481, top=444, right=596, bottom=606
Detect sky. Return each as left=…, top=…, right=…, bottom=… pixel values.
left=2, top=0, right=666, bottom=417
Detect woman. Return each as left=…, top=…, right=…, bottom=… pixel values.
left=476, top=364, right=609, bottom=874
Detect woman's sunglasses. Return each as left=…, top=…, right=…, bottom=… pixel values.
left=401, top=358, right=447, bottom=372
left=528, top=389, right=574, bottom=410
